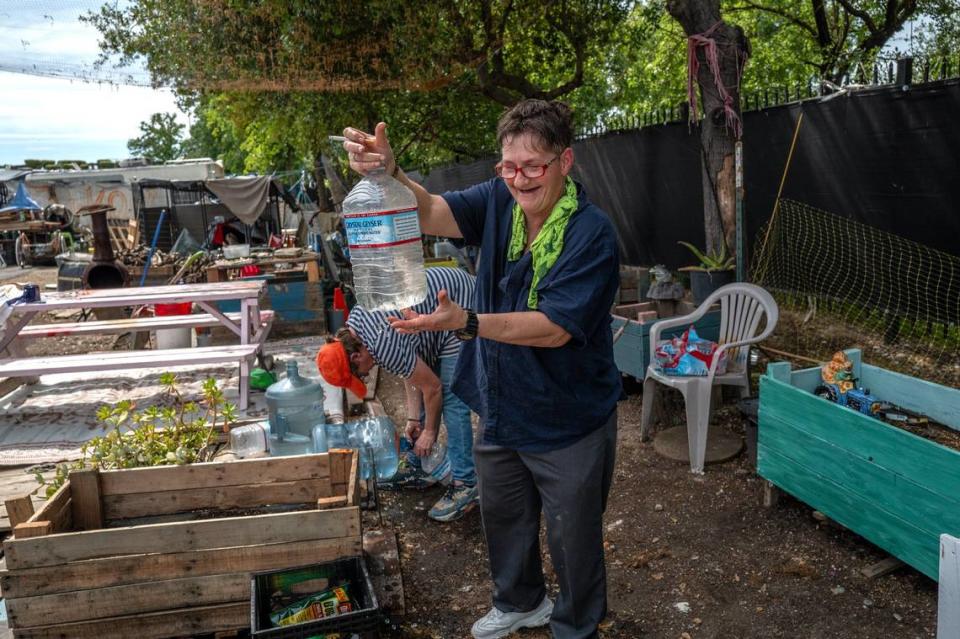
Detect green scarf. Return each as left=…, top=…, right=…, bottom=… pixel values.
left=507, top=177, right=579, bottom=309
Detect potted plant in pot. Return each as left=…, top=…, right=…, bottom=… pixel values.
left=678, top=241, right=736, bottom=304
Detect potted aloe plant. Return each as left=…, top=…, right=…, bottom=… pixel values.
left=678, top=241, right=736, bottom=304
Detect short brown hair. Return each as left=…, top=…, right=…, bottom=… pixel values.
left=496, top=99, right=574, bottom=154
left=328, top=326, right=364, bottom=377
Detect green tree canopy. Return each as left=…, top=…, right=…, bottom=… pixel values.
left=87, top=1, right=632, bottom=173
left=127, top=112, right=185, bottom=163
left=89, top=1, right=957, bottom=175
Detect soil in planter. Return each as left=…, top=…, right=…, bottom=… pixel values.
left=105, top=503, right=311, bottom=528
left=877, top=412, right=960, bottom=452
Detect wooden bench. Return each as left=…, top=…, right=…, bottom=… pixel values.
left=17, top=310, right=275, bottom=340
left=0, top=344, right=262, bottom=409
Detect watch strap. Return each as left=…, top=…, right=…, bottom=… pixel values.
left=456, top=309, right=479, bottom=340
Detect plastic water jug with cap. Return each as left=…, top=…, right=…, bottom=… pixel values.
left=341, top=166, right=427, bottom=311
left=265, top=360, right=325, bottom=440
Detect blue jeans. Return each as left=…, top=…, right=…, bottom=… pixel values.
left=408, top=355, right=475, bottom=484
left=439, top=354, right=475, bottom=485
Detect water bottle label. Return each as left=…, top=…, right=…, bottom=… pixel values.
left=344, top=206, right=420, bottom=249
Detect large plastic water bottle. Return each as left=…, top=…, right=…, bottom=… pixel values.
left=341, top=167, right=427, bottom=311
left=229, top=422, right=270, bottom=458
left=265, top=361, right=325, bottom=438
left=266, top=421, right=312, bottom=456
left=348, top=416, right=400, bottom=481
left=311, top=423, right=329, bottom=453
left=420, top=439, right=452, bottom=485
left=325, top=422, right=350, bottom=449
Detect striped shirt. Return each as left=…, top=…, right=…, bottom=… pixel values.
left=346, top=267, right=476, bottom=378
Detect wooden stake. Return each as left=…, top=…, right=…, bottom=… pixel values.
left=762, top=481, right=780, bottom=508
left=5, top=496, right=35, bottom=528
left=759, top=345, right=822, bottom=366
left=861, top=557, right=905, bottom=579
left=15, top=521, right=52, bottom=539
left=70, top=469, right=104, bottom=531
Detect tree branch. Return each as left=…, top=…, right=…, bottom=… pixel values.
left=727, top=2, right=817, bottom=37
left=859, top=0, right=918, bottom=51
left=810, top=0, right=833, bottom=48
left=475, top=0, right=590, bottom=105
left=834, top=0, right=878, bottom=33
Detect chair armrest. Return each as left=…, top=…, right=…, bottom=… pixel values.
left=707, top=319, right=777, bottom=379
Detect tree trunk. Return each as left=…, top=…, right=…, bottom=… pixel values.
left=667, top=0, right=749, bottom=258
left=313, top=159, right=333, bottom=212
left=320, top=153, right=348, bottom=213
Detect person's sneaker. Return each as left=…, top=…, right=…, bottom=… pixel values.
left=428, top=482, right=479, bottom=522
left=470, top=596, right=553, bottom=639
left=377, top=457, right=437, bottom=491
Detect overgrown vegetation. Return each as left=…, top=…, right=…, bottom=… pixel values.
left=38, top=374, right=236, bottom=497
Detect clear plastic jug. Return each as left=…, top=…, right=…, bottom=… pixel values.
left=349, top=416, right=400, bottom=481
left=311, top=423, right=329, bottom=453
left=341, top=167, right=427, bottom=311
left=229, top=422, right=270, bottom=458
left=265, top=360, right=325, bottom=438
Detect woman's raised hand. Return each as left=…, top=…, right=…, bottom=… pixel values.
left=342, top=122, right=395, bottom=176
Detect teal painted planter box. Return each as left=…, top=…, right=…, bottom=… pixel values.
left=758, top=349, right=960, bottom=580
left=611, top=301, right=721, bottom=379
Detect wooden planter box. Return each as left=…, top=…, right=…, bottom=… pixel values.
left=758, top=349, right=960, bottom=580
left=127, top=264, right=177, bottom=287
left=610, top=301, right=721, bottom=380
left=0, top=451, right=362, bottom=638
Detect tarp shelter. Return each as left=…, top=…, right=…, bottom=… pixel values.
left=0, top=181, right=42, bottom=214
left=132, top=177, right=300, bottom=252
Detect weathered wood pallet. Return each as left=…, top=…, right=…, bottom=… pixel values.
left=758, top=349, right=960, bottom=581
left=106, top=217, right=138, bottom=253
left=0, top=451, right=362, bottom=638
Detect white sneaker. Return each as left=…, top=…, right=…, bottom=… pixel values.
left=470, top=596, right=554, bottom=639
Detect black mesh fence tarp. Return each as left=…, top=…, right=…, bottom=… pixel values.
left=418, top=80, right=960, bottom=269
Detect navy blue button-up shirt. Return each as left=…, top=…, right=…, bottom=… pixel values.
left=443, top=178, right=622, bottom=452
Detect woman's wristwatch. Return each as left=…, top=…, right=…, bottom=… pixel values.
left=456, top=308, right=479, bottom=341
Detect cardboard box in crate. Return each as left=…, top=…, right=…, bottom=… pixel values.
left=759, top=349, right=960, bottom=580
left=0, top=450, right=361, bottom=639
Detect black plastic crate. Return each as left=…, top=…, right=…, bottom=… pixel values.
left=251, top=556, right=380, bottom=638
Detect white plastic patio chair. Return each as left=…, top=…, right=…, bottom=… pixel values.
left=640, top=283, right=779, bottom=474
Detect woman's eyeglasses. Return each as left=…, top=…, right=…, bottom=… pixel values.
left=495, top=154, right=560, bottom=180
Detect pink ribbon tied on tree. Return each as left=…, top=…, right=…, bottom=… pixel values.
left=686, top=21, right=748, bottom=139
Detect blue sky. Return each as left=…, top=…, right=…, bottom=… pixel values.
left=0, top=1, right=185, bottom=166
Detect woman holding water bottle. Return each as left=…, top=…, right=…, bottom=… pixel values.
left=341, top=99, right=621, bottom=639
left=316, top=267, right=479, bottom=522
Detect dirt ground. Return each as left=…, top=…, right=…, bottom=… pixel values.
left=372, top=375, right=940, bottom=639
left=1, top=266, right=946, bottom=638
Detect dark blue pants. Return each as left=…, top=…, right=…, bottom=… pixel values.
left=474, top=410, right=618, bottom=639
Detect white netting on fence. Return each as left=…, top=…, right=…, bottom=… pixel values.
left=751, top=199, right=960, bottom=379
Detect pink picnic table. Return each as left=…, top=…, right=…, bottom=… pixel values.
left=0, top=280, right=270, bottom=409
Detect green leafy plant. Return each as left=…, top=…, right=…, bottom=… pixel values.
left=678, top=241, right=735, bottom=272
left=37, top=374, right=237, bottom=497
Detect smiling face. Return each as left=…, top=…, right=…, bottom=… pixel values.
left=500, top=132, right=573, bottom=221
